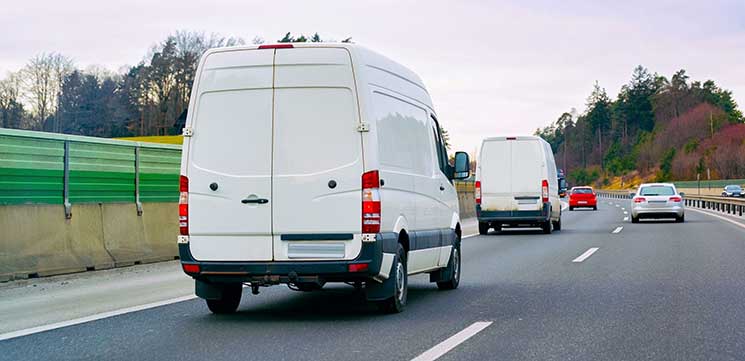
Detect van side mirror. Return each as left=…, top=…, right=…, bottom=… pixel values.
left=452, top=151, right=470, bottom=180
left=630, top=192, right=636, bottom=198
left=679, top=192, right=685, bottom=197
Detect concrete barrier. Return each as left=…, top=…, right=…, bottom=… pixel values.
left=0, top=203, right=177, bottom=282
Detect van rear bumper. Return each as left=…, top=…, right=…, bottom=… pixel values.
left=178, top=233, right=398, bottom=284
left=476, top=203, right=551, bottom=223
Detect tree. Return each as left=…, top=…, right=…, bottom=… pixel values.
left=585, top=82, right=612, bottom=169
left=0, top=73, right=26, bottom=129
left=22, top=53, right=73, bottom=130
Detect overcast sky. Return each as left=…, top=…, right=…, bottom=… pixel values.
left=2, top=0, right=744, bottom=152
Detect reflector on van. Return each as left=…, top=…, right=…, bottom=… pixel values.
left=258, top=44, right=294, bottom=49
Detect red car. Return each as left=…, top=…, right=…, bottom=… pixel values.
left=569, top=186, right=597, bottom=211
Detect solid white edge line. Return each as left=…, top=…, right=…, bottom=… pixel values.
left=687, top=208, right=745, bottom=231
left=561, top=201, right=569, bottom=211
left=0, top=294, right=197, bottom=341
left=612, top=226, right=623, bottom=234
left=572, top=247, right=599, bottom=263
left=462, top=233, right=479, bottom=239
left=411, top=321, right=493, bottom=361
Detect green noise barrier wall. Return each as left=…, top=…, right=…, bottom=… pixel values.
left=0, top=128, right=181, bottom=213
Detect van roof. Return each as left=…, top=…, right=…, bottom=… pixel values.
left=200, top=43, right=428, bottom=93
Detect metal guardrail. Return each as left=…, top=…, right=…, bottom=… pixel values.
left=597, top=189, right=745, bottom=217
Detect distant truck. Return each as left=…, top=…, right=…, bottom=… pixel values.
left=558, top=169, right=568, bottom=197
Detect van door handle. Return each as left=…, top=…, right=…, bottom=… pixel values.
left=242, top=198, right=269, bottom=204
left=439, top=185, right=445, bottom=191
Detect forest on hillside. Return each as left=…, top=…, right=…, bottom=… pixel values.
left=536, top=66, right=743, bottom=185
left=0, top=31, right=348, bottom=138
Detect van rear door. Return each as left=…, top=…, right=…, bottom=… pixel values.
left=186, top=49, right=275, bottom=261
left=271, top=47, right=364, bottom=261
left=480, top=140, right=512, bottom=211
left=510, top=139, right=544, bottom=211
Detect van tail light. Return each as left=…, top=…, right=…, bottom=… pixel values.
left=634, top=197, right=646, bottom=203
left=362, top=170, right=381, bottom=234
left=541, top=179, right=549, bottom=203
left=475, top=181, right=482, bottom=204
left=669, top=196, right=682, bottom=203
left=179, top=175, right=189, bottom=235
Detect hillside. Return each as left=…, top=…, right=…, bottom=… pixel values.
left=536, top=66, right=743, bottom=186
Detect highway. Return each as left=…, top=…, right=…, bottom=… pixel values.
left=3, top=197, right=745, bottom=360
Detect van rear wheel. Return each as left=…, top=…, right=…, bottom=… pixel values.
left=377, top=244, right=407, bottom=314
left=542, top=220, right=553, bottom=234
left=436, top=242, right=461, bottom=290
left=206, top=283, right=242, bottom=314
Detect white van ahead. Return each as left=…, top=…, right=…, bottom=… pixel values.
left=177, top=43, right=471, bottom=314
left=475, top=136, right=562, bottom=234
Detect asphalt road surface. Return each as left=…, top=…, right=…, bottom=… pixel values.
left=3, top=198, right=745, bottom=361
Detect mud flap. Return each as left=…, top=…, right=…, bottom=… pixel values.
left=365, top=258, right=396, bottom=301
left=196, top=279, right=228, bottom=300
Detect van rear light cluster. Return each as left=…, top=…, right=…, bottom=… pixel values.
left=179, top=175, right=189, bottom=235
left=634, top=197, right=647, bottom=203
left=541, top=179, right=549, bottom=203
left=362, top=170, right=381, bottom=234
left=475, top=181, right=482, bottom=204
left=669, top=196, right=682, bottom=203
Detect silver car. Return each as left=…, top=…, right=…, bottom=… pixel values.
left=631, top=183, right=685, bottom=223
left=722, top=185, right=743, bottom=197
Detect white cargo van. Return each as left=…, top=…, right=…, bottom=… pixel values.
left=177, top=43, right=471, bottom=314
left=475, top=136, right=562, bottom=234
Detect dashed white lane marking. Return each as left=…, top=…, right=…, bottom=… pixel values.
left=624, top=217, right=629, bottom=221
left=612, top=227, right=623, bottom=234
left=0, top=294, right=198, bottom=341
left=411, top=321, right=493, bottom=361
left=615, top=204, right=620, bottom=208
left=687, top=208, right=745, bottom=231
left=623, top=211, right=628, bottom=215
left=572, top=247, right=599, bottom=263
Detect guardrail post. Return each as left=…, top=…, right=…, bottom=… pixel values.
left=63, top=140, right=72, bottom=219
left=134, top=146, right=143, bottom=216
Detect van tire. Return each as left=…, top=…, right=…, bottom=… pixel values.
left=206, top=283, right=242, bottom=314
left=631, top=216, right=639, bottom=223
left=436, top=242, right=461, bottom=290
left=493, top=223, right=502, bottom=233
left=542, top=220, right=552, bottom=234
left=592, top=206, right=597, bottom=211
left=569, top=206, right=574, bottom=211
left=377, top=244, right=407, bottom=314
left=478, top=222, right=489, bottom=235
